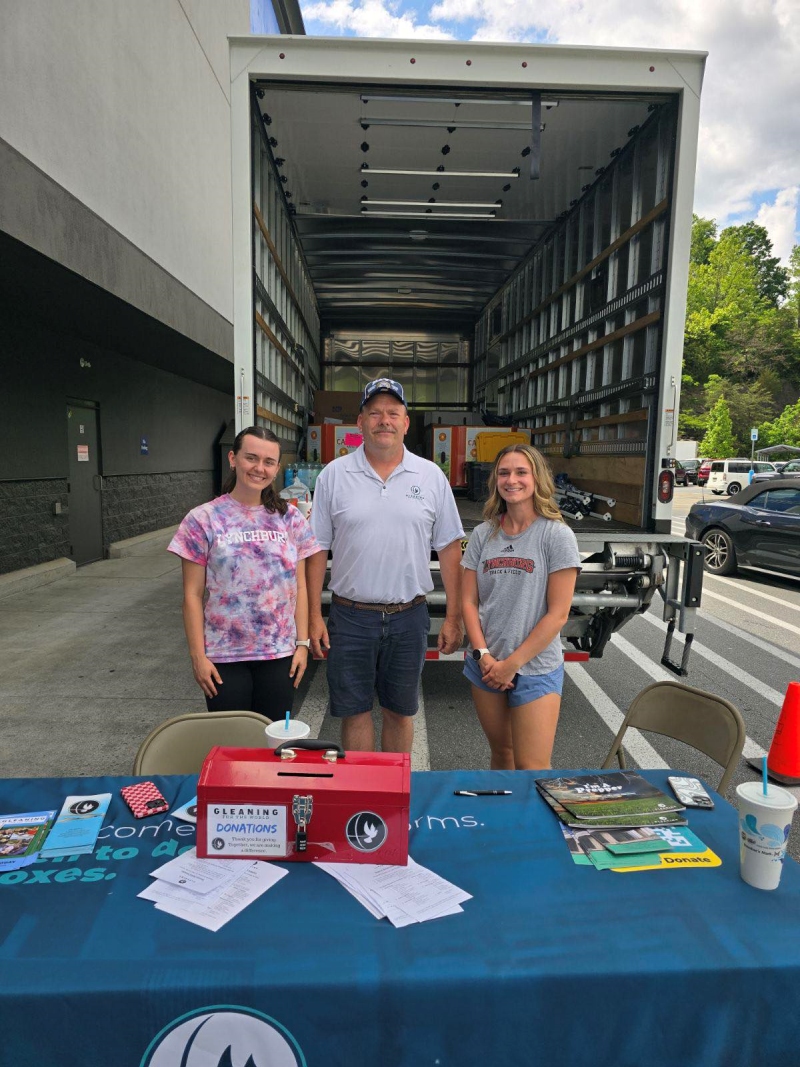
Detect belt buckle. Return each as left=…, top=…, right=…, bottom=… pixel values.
left=383, top=602, right=403, bottom=615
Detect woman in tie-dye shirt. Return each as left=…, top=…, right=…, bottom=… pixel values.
left=168, top=426, right=320, bottom=718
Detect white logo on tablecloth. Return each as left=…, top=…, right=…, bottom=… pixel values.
left=141, top=1007, right=304, bottom=1066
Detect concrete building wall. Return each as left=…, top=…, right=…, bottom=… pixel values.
left=0, top=0, right=248, bottom=329
left=0, top=1, right=252, bottom=574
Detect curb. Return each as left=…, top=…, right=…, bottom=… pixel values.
left=0, top=557, right=76, bottom=600
left=108, top=526, right=178, bottom=558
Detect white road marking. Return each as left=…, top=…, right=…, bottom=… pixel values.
left=614, top=628, right=769, bottom=762
left=704, top=572, right=800, bottom=612
left=636, top=614, right=786, bottom=707
left=294, top=664, right=329, bottom=737
left=412, top=686, right=431, bottom=772
left=565, top=662, right=668, bottom=768
left=701, top=589, right=800, bottom=637
left=696, top=612, right=800, bottom=672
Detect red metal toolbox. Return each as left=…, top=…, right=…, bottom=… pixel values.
left=197, top=740, right=410, bottom=865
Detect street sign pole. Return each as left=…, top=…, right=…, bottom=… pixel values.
left=750, top=428, right=758, bottom=482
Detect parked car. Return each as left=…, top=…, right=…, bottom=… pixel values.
left=685, top=478, right=800, bottom=577
left=673, top=459, right=699, bottom=486
left=770, top=458, right=800, bottom=478
left=707, top=459, right=778, bottom=495
left=679, top=458, right=701, bottom=484
left=697, top=458, right=715, bottom=486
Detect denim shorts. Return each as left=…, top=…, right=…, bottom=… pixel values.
left=463, top=654, right=564, bottom=707
left=326, top=599, right=430, bottom=718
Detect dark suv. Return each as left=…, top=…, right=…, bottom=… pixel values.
left=675, top=459, right=700, bottom=485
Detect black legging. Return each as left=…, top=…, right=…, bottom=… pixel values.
left=205, top=657, right=296, bottom=719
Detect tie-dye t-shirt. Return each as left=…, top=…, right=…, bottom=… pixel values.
left=168, top=495, right=320, bottom=663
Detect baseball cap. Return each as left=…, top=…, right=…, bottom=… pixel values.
left=360, top=377, right=407, bottom=409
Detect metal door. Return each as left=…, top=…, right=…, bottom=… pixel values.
left=67, top=402, right=103, bottom=564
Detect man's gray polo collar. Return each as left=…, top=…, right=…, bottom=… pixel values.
left=347, top=444, right=423, bottom=479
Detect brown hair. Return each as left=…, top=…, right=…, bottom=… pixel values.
left=482, top=443, right=563, bottom=534
left=222, top=426, right=287, bottom=515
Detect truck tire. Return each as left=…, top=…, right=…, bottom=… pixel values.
left=701, top=528, right=737, bottom=576
left=727, top=482, right=742, bottom=495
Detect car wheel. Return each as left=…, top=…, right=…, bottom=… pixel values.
left=701, top=528, right=738, bottom=576
left=727, top=482, right=742, bottom=495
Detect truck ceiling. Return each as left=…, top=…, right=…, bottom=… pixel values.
left=253, top=82, right=671, bottom=332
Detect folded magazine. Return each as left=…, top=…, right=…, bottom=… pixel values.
left=536, top=771, right=687, bottom=829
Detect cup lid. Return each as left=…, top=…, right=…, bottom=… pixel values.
left=736, top=780, right=799, bottom=810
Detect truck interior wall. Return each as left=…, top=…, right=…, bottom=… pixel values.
left=251, top=102, right=321, bottom=453
left=472, top=103, right=677, bottom=530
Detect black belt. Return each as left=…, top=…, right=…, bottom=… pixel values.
left=331, top=593, right=427, bottom=614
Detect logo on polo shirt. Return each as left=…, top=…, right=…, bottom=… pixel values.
left=502, top=544, right=515, bottom=552
left=409, top=485, right=421, bottom=496
left=405, top=484, right=426, bottom=503
left=142, top=1007, right=304, bottom=1066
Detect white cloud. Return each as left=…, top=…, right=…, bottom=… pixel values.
left=423, top=0, right=800, bottom=261
left=755, top=188, right=800, bottom=264
left=303, top=0, right=453, bottom=39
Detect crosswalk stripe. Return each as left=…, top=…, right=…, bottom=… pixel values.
left=636, top=614, right=786, bottom=707
left=565, top=663, right=668, bottom=768
left=701, top=589, right=800, bottom=637
left=294, top=665, right=329, bottom=737
left=412, top=687, right=430, bottom=772
left=704, top=573, right=800, bottom=612
left=613, top=628, right=768, bottom=762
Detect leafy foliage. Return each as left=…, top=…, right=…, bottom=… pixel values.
left=681, top=216, right=800, bottom=455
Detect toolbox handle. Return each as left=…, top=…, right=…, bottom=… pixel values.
left=274, top=739, right=346, bottom=760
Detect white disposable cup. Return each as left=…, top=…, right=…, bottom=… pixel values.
left=736, top=781, right=798, bottom=890
left=296, top=500, right=312, bottom=520
left=265, top=719, right=311, bottom=748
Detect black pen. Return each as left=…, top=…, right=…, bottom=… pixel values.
left=453, top=790, right=512, bottom=796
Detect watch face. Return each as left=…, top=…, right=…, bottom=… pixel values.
left=472, top=649, right=482, bottom=660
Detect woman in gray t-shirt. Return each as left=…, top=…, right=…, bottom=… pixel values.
left=461, top=444, right=580, bottom=770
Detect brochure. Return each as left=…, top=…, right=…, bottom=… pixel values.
left=171, top=796, right=198, bottom=824
left=536, top=771, right=685, bottom=821
left=612, top=826, right=722, bottom=872
left=40, top=793, right=112, bottom=858
left=538, top=782, right=687, bottom=830
left=0, top=810, right=57, bottom=871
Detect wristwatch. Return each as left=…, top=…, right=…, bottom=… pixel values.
left=472, top=648, right=491, bottom=661
left=295, top=639, right=311, bottom=648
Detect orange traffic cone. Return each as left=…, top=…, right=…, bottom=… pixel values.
left=749, top=681, right=800, bottom=786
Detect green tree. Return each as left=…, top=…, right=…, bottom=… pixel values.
left=690, top=214, right=717, bottom=266
left=757, top=399, right=800, bottom=448
left=721, top=222, right=789, bottom=307
left=702, top=374, right=775, bottom=454
left=789, top=244, right=800, bottom=329
left=699, top=396, right=736, bottom=457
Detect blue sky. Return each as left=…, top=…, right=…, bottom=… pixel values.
left=297, top=0, right=800, bottom=265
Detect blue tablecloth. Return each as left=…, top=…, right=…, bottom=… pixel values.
left=2, top=769, right=800, bottom=1066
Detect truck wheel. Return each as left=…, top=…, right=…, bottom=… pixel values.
left=701, top=528, right=737, bottom=576
left=727, top=482, right=742, bottom=495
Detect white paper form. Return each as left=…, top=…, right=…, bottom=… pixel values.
left=154, top=862, right=288, bottom=932
left=316, top=857, right=471, bottom=927
left=149, top=848, right=252, bottom=894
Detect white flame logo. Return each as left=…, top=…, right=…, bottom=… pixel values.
left=345, top=811, right=387, bottom=852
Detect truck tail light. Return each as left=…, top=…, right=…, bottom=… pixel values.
left=657, top=469, right=674, bottom=503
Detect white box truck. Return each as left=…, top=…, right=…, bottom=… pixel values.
left=229, top=34, right=706, bottom=673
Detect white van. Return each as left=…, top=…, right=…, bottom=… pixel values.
left=708, top=459, right=778, bottom=495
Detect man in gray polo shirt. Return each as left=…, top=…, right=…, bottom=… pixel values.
left=307, top=377, right=464, bottom=753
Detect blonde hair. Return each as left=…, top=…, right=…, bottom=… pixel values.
left=482, top=443, right=563, bottom=534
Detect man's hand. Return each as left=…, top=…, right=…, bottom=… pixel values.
left=310, top=616, right=330, bottom=659
left=191, top=655, right=222, bottom=699
left=437, top=616, right=464, bottom=655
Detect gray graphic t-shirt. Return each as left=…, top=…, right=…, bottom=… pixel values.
left=461, top=517, right=581, bottom=675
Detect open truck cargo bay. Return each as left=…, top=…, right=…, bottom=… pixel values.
left=229, top=35, right=706, bottom=671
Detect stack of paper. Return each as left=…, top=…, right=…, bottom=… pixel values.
left=40, top=793, right=111, bottom=859
left=140, top=848, right=288, bottom=932
left=536, top=771, right=688, bottom=830
left=0, top=810, right=56, bottom=872
left=315, top=857, right=472, bottom=927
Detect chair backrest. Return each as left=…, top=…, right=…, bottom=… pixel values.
left=132, top=711, right=273, bottom=775
left=601, top=680, right=746, bottom=792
